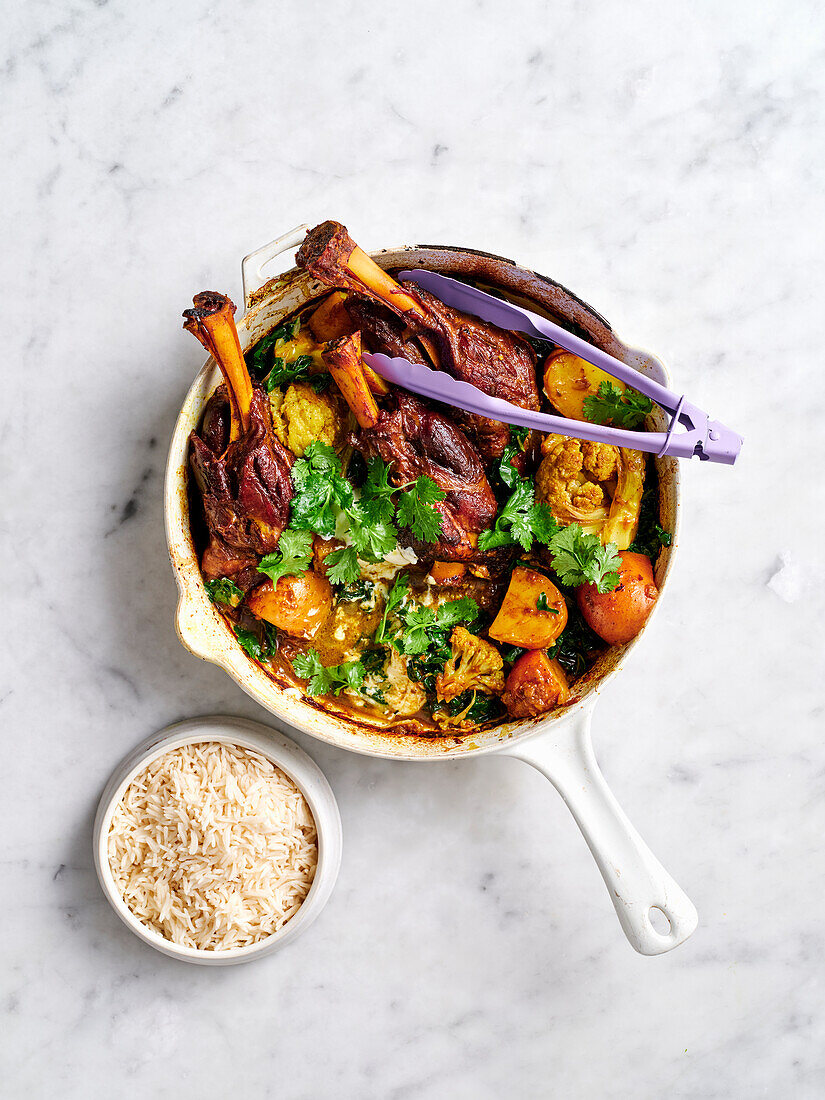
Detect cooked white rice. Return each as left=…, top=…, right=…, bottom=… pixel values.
left=107, top=741, right=318, bottom=950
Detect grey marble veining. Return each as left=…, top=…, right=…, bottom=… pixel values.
left=2, top=1, right=824, bottom=1096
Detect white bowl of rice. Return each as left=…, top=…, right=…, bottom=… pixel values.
left=93, top=716, right=342, bottom=964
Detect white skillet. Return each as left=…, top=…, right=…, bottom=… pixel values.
left=165, top=226, right=698, bottom=955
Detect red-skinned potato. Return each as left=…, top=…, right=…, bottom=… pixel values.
left=488, top=567, right=567, bottom=649
left=577, top=551, right=658, bottom=645
left=246, top=570, right=333, bottom=640
left=503, top=650, right=569, bottom=718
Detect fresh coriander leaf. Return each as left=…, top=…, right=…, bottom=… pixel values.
left=530, top=502, right=560, bottom=547
left=583, top=381, right=652, bottom=429
left=655, top=524, right=672, bottom=547
left=335, top=660, right=365, bottom=695
left=292, top=649, right=365, bottom=696
left=402, top=605, right=438, bottom=655
left=204, top=577, right=244, bottom=608
left=290, top=443, right=353, bottom=537
left=396, top=476, right=445, bottom=542
left=301, top=441, right=339, bottom=473
left=347, top=501, right=398, bottom=561
left=362, top=456, right=396, bottom=503
left=435, top=597, right=480, bottom=629
left=257, top=528, right=314, bottom=586
left=548, top=524, right=622, bottom=593
left=477, top=526, right=514, bottom=552
left=325, top=546, right=361, bottom=586
left=374, top=573, right=409, bottom=645
left=478, top=480, right=536, bottom=551
left=292, top=650, right=332, bottom=695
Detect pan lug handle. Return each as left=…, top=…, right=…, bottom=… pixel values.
left=241, top=225, right=310, bottom=310
left=505, top=704, right=698, bottom=955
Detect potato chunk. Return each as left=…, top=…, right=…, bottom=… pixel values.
left=543, top=350, right=621, bottom=421
left=246, top=570, right=333, bottom=640
left=488, top=567, right=567, bottom=649
left=503, top=651, right=569, bottom=718
left=577, top=551, right=657, bottom=644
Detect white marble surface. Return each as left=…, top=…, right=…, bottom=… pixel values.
left=3, top=1, right=824, bottom=1096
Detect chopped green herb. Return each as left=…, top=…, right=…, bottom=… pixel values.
left=548, top=525, right=621, bottom=593
left=478, top=480, right=559, bottom=552
left=292, top=649, right=365, bottom=697
left=325, top=546, right=361, bottom=586
left=347, top=501, right=398, bottom=561
left=257, top=529, right=314, bottom=586
left=204, top=577, right=244, bottom=608
left=396, top=476, right=446, bottom=542
left=398, top=596, right=479, bottom=658
left=359, top=456, right=397, bottom=525
left=583, top=381, right=652, bottom=429
left=290, top=442, right=354, bottom=537
left=374, top=573, right=410, bottom=646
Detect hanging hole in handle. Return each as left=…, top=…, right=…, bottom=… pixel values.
left=242, top=225, right=310, bottom=309
left=648, top=906, right=672, bottom=935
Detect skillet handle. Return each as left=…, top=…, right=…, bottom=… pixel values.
left=241, top=224, right=310, bottom=309
left=505, top=704, right=698, bottom=955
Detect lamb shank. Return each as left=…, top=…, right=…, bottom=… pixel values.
left=183, top=293, right=294, bottom=580
left=296, top=221, right=540, bottom=461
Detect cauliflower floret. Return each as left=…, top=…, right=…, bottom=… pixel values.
left=269, top=382, right=342, bottom=457
left=384, top=649, right=427, bottom=717
left=581, top=440, right=618, bottom=482
left=536, top=434, right=610, bottom=532
left=435, top=626, right=505, bottom=703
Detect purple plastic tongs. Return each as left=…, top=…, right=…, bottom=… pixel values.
left=362, top=269, right=742, bottom=465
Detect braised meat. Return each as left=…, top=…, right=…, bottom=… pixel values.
left=402, top=282, right=540, bottom=460
left=296, top=220, right=540, bottom=461
left=183, top=294, right=295, bottom=564
left=355, top=393, right=498, bottom=561
left=344, top=296, right=427, bottom=365
left=189, top=387, right=294, bottom=556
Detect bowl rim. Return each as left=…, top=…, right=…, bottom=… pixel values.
left=92, top=715, right=342, bottom=965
